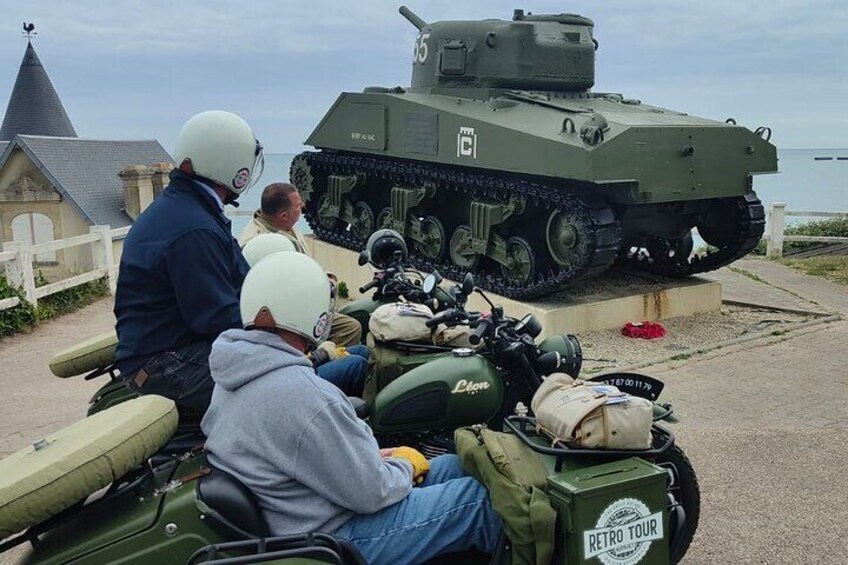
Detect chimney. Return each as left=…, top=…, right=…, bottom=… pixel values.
left=119, top=165, right=155, bottom=221
left=150, top=162, right=173, bottom=199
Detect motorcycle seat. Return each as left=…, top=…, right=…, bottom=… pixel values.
left=49, top=329, right=118, bottom=379
left=196, top=465, right=270, bottom=539
left=0, top=395, right=178, bottom=540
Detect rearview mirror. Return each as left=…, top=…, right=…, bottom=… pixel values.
left=358, top=250, right=369, bottom=267
left=422, top=271, right=442, bottom=294
left=462, top=272, right=475, bottom=296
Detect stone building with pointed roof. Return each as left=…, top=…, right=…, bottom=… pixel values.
left=0, top=38, right=172, bottom=275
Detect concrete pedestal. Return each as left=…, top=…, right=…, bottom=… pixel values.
left=306, top=236, right=722, bottom=338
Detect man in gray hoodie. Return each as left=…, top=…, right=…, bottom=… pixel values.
left=202, top=252, right=501, bottom=564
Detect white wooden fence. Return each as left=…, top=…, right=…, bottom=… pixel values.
left=764, top=203, right=848, bottom=259
left=0, top=209, right=250, bottom=314
left=0, top=225, right=129, bottom=312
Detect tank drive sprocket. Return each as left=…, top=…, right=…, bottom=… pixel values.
left=291, top=150, right=622, bottom=300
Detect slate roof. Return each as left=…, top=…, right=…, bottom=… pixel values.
left=0, top=135, right=172, bottom=228
left=0, top=42, right=77, bottom=141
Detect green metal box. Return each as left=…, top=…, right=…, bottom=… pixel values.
left=547, top=457, right=668, bottom=565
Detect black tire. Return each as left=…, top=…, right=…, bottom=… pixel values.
left=649, top=433, right=700, bottom=564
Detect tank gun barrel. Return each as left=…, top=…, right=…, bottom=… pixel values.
left=399, top=6, right=427, bottom=30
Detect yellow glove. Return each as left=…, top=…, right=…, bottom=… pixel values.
left=316, top=341, right=347, bottom=360
left=392, top=446, right=430, bottom=485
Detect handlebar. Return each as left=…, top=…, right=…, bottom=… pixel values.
left=359, top=279, right=380, bottom=294
left=426, top=308, right=460, bottom=328
left=468, top=318, right=492, bottom=346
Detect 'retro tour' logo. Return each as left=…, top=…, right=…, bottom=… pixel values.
left=232, top=167, right=251, bottom=190
left=584, top=498, right=663, bottom=565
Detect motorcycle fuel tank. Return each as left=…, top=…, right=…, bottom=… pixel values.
left=370, top=351, right=502, bottom=434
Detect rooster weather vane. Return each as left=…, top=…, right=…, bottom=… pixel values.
left=23, top=22, right=36, bottom=41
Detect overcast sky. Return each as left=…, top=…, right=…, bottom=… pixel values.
left=1, top=0, right=846, bottom=153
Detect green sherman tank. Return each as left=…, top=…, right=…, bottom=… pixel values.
left=291, top=6, right=777, bottom=299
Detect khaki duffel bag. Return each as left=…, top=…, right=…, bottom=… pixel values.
left=531, top=373, right=653, bottom=450
left=368, top=302, right=439, bottom=343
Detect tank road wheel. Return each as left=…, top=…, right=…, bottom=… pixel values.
left=350, top=201, right=375, bottom=242
left=449, top=225, right=479, bottom=270
left=414, top=216, right=447, bottom=261
left=501, top=236, right=535, bottom=286
left=546, top=209, right=586, bottom=269
left=289, top=154, right=314, bottom=204
left=377, top=207, right=393, bottom=230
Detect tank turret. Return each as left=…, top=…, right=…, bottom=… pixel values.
left=401, top=6, right=596, bottom=93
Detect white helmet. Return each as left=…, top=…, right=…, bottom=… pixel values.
left=240, top=252, right=334, bottom=347
left=174, top=110, right=265, bottom=194
left=242, top=233, right=297, bottom=268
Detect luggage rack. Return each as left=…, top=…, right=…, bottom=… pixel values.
left=503, top=415, right=675, bottom=471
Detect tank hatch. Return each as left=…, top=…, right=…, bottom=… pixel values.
left=402, top=6, right=596, bottom=93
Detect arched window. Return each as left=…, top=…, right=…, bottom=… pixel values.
left=11, top=212, right=56, bottom=264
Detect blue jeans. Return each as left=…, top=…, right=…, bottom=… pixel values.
left=127, top=340, right=213, bottom=412
left=316, top=345, right=369, bottom=397
left=334, top=454, right=502, bottom=565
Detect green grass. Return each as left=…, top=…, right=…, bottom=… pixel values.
left=729, top=267, right=766, bottom=284
left=781, top=256, right=848, bottom=286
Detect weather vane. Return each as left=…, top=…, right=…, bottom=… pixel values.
left=22, top=22, right=36, bottom=41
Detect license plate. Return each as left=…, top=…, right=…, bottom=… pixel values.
left=588, top=372, right=665, bottom=401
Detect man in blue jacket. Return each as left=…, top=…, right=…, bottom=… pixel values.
left=115, top=110, right=368, bottom=412
left=114, top=110, right=265, bottom=412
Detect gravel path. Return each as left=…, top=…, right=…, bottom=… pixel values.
left=580, top=304, right=816, bottom=373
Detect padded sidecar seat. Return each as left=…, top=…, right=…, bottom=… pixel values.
left=0, top=395, right=178, bottom=539
left=196, top=465, right=270, bottom=539
left=49, top=329, right=119, bottom=379
left=196, top=467, right=367, bottom=565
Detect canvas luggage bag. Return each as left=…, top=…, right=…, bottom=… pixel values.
left=531, top=373, right=653, bottom=450
left=432, top=325, right=476, bottom=347
left=455, top=426, right=556, bottom=565
left=368, top=302, right=441, bottom=343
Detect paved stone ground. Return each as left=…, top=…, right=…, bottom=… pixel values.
left=704, top=256, right=848, bottom=315
left=0, top=298, right=114, bottom=459
left=648, top=322, right=848, bottom=564
left=656, top=259, right=847, bottom=564
left=0, top=260, right=845, bottom=564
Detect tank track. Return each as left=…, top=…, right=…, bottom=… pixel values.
left=293, top=151, right=621, bottom=300
left=292, top=150, right=764, bottom=298
left=621, top=193, right=765, bottom=278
